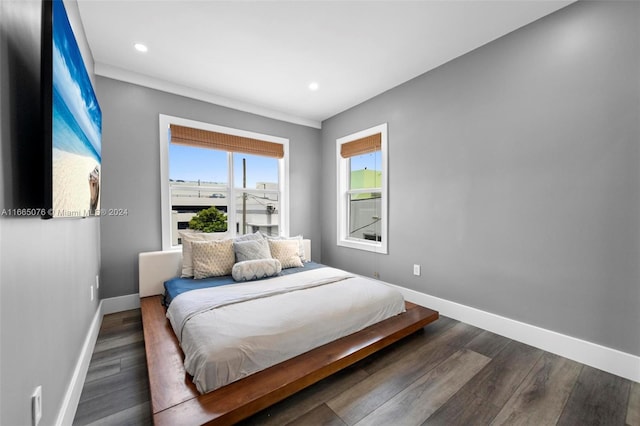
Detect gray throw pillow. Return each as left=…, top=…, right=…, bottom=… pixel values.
left=234, top=238, right=272, bottom=262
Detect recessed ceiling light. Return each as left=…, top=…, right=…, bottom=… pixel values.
left=308, top=82, right=319, bottom=91
left=134, top=43, right=148, bottom=53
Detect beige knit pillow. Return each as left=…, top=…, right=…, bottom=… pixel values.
left=179, top=231, right=228, bottom=277
left=268, top=239, right=303, bottom=269
left=191, top=239, right=235, bottom=279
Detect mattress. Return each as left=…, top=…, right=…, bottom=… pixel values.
left=166, top=266, right=405, bottom=394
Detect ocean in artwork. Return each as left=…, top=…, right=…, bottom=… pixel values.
left=52, top=0, right=102, bottom=215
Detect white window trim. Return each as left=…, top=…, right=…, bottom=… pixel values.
left=159, top=114, right=290, bottom=250
left=336, top=123, right=388, bottom=254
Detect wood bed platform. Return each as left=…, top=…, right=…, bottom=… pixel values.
left=141, top=295, right=438, bottom=425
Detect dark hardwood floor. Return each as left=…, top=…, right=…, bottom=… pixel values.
left=73, top=309, right=639, bottom=426
left=73, top=310, right=151, bottom=426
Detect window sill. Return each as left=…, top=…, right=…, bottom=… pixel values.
left=337, top=238, right=387, bottom=254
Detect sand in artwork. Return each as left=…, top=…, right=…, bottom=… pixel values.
left=52, top=148, right=100, bottom=215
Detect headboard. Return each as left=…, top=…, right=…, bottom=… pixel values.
left=138, top=239, right=311, bottom=298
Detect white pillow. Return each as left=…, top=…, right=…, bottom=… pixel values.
left=191, top=239, right=235, bottom=279
left=179, top=231, right=228, bottom=277
left=268, top=239, right=304, bottom=269
left=232, top=259, right=282, bottom=282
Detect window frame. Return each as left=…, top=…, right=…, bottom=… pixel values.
left=336, top=123, right=388, bottom=254
left=159, top=114, right=289, bottom=250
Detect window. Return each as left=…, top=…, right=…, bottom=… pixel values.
left=336, top=123, right=388, bottom=254
left=159, top=115, right=289, bottom=250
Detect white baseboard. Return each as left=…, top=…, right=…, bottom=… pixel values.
left=101, top=293, right=140, bottom=315
left=55, top=301, right=104, bottom=426
left=389, top=284, right=640, bottom=383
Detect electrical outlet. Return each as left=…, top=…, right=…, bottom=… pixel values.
left=413, top=264, right=421, bottom=276
left=373, top=271, right=380, bottom=279
left=32, top=386, right=42, bottom=426
left=95, top=274, right=99, bottom=289
left=90, top=285, right=94, bottom=301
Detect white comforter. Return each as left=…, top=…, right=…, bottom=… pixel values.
left=166, top=266, right=405, bottom=394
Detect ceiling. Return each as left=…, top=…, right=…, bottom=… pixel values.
left=77, top=1, right=574, bottom=128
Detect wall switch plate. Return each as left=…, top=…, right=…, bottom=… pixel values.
left=413, top=264, right=421, bottom=276
left=32, top=386, right=42, bottom=426
left=95, top=274, right=99, bottom=289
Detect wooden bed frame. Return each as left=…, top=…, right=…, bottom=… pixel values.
left=139, top=242, right=439, bottom=425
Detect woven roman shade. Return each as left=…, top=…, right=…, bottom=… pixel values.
left=340, top=133, right=381, bottom=158
left=170, top=124, right=284, bottom=159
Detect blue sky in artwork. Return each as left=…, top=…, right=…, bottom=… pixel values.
left=52, top=0, right=101, bottom=162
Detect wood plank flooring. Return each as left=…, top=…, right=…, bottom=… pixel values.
left=73, top=310, right=151, bottom=426
left=73, top=309, right=639, bottom=426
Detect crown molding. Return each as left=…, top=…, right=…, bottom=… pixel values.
left=94, top=62, right=322, bottom=129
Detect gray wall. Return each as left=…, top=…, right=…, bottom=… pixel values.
left=95, top=77, right=322, bottom=298
left=0, top=1, right=101, bottom=425
left=321, top=1, right=640, bottom=356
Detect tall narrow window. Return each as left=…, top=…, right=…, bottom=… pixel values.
left=159, top=115, right=289, bottom=250
left=337, top=123, right=388, bottom=254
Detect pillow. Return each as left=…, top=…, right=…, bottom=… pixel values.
left=268, top=239, right=304, bottom=269
left=234, top=238, right=271, bottom=262
left=264, top=234, right=306, bottom=262
left=179, top=230, right=228, bottom=278
left=191, top=239, right=235, bottom=279
left=232, top=259, right=282, bottom=282
left=234, top=231, right=264, bottom=242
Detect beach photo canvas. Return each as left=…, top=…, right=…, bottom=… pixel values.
left=52, top=0, right=101, bottom=217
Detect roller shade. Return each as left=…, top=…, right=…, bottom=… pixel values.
left=170, top=124, right=284, bottom=159
left=340, top=133, right=381, bottom=158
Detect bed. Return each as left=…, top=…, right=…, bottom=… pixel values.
left=139, top=238, right=439, bottom=425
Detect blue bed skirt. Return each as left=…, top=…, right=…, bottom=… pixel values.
left=163, top=261, right=325, bottom=306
